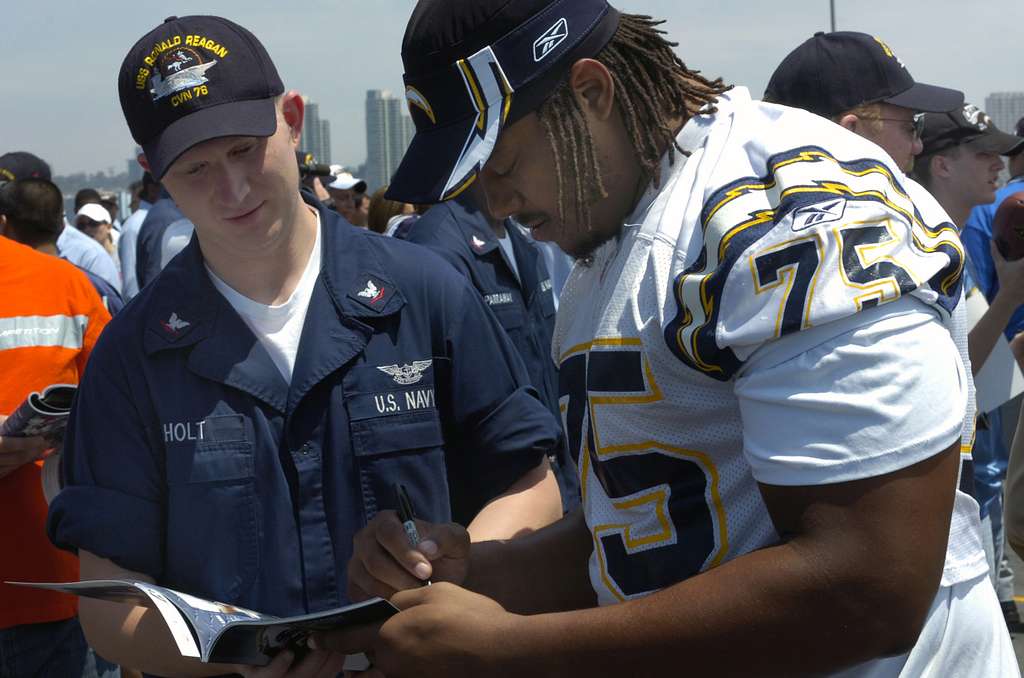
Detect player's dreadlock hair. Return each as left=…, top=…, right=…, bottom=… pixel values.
left=537, top=14, right=731, bottom=229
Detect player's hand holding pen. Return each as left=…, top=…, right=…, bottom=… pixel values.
left=345, top=483, right=472, bottom=603
left=317, top=484, right=517, bottom=677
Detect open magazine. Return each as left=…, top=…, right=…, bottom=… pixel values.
left=0, top=383, right=76, bottom=442
left=8, top=579, right=397, bottom=666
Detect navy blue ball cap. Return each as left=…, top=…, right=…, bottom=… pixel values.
left=118, top=15, right=284, bottom=180
left=386, top=0, right=620, bottom=205
left=0, top=151, right=51, bottom=183
left=764, top=31, right=963, bottom=119
left=919, top=104, right=1024, bottom=156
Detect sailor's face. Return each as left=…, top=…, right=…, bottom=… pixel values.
left=160, top=104, right=301, bottom=254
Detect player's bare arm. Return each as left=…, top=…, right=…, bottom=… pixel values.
left=324, top=440, right=959, bottom=678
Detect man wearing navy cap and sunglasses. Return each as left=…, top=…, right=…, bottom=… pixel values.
left=764, top=31, right=964, bottom=173
left=45, top=14, right=564, bottom=677
left=324, top=1, right=1014, bottom=676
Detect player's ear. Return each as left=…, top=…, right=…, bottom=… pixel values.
left=280, top=91, right=305, bottom=146
left=568, top=58, right=615, bottom=122
left=137, top=154, right=151, bottom=173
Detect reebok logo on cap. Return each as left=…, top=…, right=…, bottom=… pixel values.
left=386, top=0, right=620, bottom=205
left=534, top=18, right=569, bottom=62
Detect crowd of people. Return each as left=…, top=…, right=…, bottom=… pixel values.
left=2, top=0, right=1024, bottom=676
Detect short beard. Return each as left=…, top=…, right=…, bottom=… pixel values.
left=562, top=220, right=622, bottom=264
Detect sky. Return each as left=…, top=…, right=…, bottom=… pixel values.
left=4, top=0, right=1022, bottom=177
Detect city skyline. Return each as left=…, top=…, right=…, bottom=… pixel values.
left=985, top=92, right=1024, bottom=136
left=299, top=97, right=332, bottom=166
left=8, top=0, right=1022, bottom=176
left=363, top=90, right=415, bottom=192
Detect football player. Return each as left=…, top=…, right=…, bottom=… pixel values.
left=312, top=1, right=1016, bottom=676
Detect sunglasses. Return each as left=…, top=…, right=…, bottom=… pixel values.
left=75, top=218, right=103, bottom=229
left=861, top=114, right=925, bottom=139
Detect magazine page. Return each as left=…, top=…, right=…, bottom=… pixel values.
left=152, top=586, right=267, bottom=662
left=0, top=384, right=77, bottom=441
left=6, top=580, right=203, bottom=658
left=8, top=579, right=397, bottom=666
left=207, top=597, right=398, bottom=665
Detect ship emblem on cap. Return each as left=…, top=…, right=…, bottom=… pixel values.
left=151, top=48, right=217, bottom=101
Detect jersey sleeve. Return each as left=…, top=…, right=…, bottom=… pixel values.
left=439, top=276, right=560, bottom=522
left=663, top=114, right=965, bottom=383
left=47, top=326, right=165, bottom=578
left=733, top=297, right=967, bottom=486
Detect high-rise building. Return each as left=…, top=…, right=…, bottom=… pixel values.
left=985, top=92, right=1024, bottom=134
left=127, top=146, right=144, bottom=182
left=300, top=97, right=332, bottom=164
left=364, top=90, right=415, bottom=191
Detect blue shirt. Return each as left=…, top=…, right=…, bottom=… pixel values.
left=72, top=263, right=125, bottom=316
left=57, top=223, right=121, bottom=294
left=118, top=200, right=151, bottom=300
left=135, top=194, right=187, bottom=291
left=528, top=237, right=575, bottom=310
left=963, top=177, right=1024, bottom=339
left=406, top=198, right=579, bottom=511
left=48, top=200, right=559, bottom=616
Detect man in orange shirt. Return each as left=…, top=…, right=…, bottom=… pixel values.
left=0, top=177, right=111, bottom=676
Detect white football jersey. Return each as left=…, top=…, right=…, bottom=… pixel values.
left=552, top=87, right=986, bottom=610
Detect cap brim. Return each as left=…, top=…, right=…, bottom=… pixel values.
left=966, top=130, right=1024, bottom=156
left=143, top=98, right=279, bottom=179
left=884, top=82, right=964, bottom=113
left=385, top=115, right=480, bottom=204
left=329, top=178, right=367, bottom=192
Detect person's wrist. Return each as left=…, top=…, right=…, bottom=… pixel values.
left=988, top=287, right=1017, bottom=315
left=485, top=611, right=531, bottom=678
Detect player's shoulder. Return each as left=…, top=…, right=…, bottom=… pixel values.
left=656, top=90, right=964, bottom=382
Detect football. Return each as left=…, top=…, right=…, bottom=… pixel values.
left=993, top=191, right=1024, bottom=261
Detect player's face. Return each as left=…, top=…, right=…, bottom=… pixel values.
left=858, top=104, right=923, bottom=173
left=160, top=101, right=302, bottom=257
left=478, top=112, right=638, bottom=260
left=948, top=147, right=1004, bottom=207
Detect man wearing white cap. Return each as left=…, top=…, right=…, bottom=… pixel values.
left=327, top=171, right=369, bottom=227
left=73, top=203, right=118, bottom=264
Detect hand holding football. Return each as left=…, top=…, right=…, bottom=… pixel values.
left=993, top=191, right=1024, bottom=261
